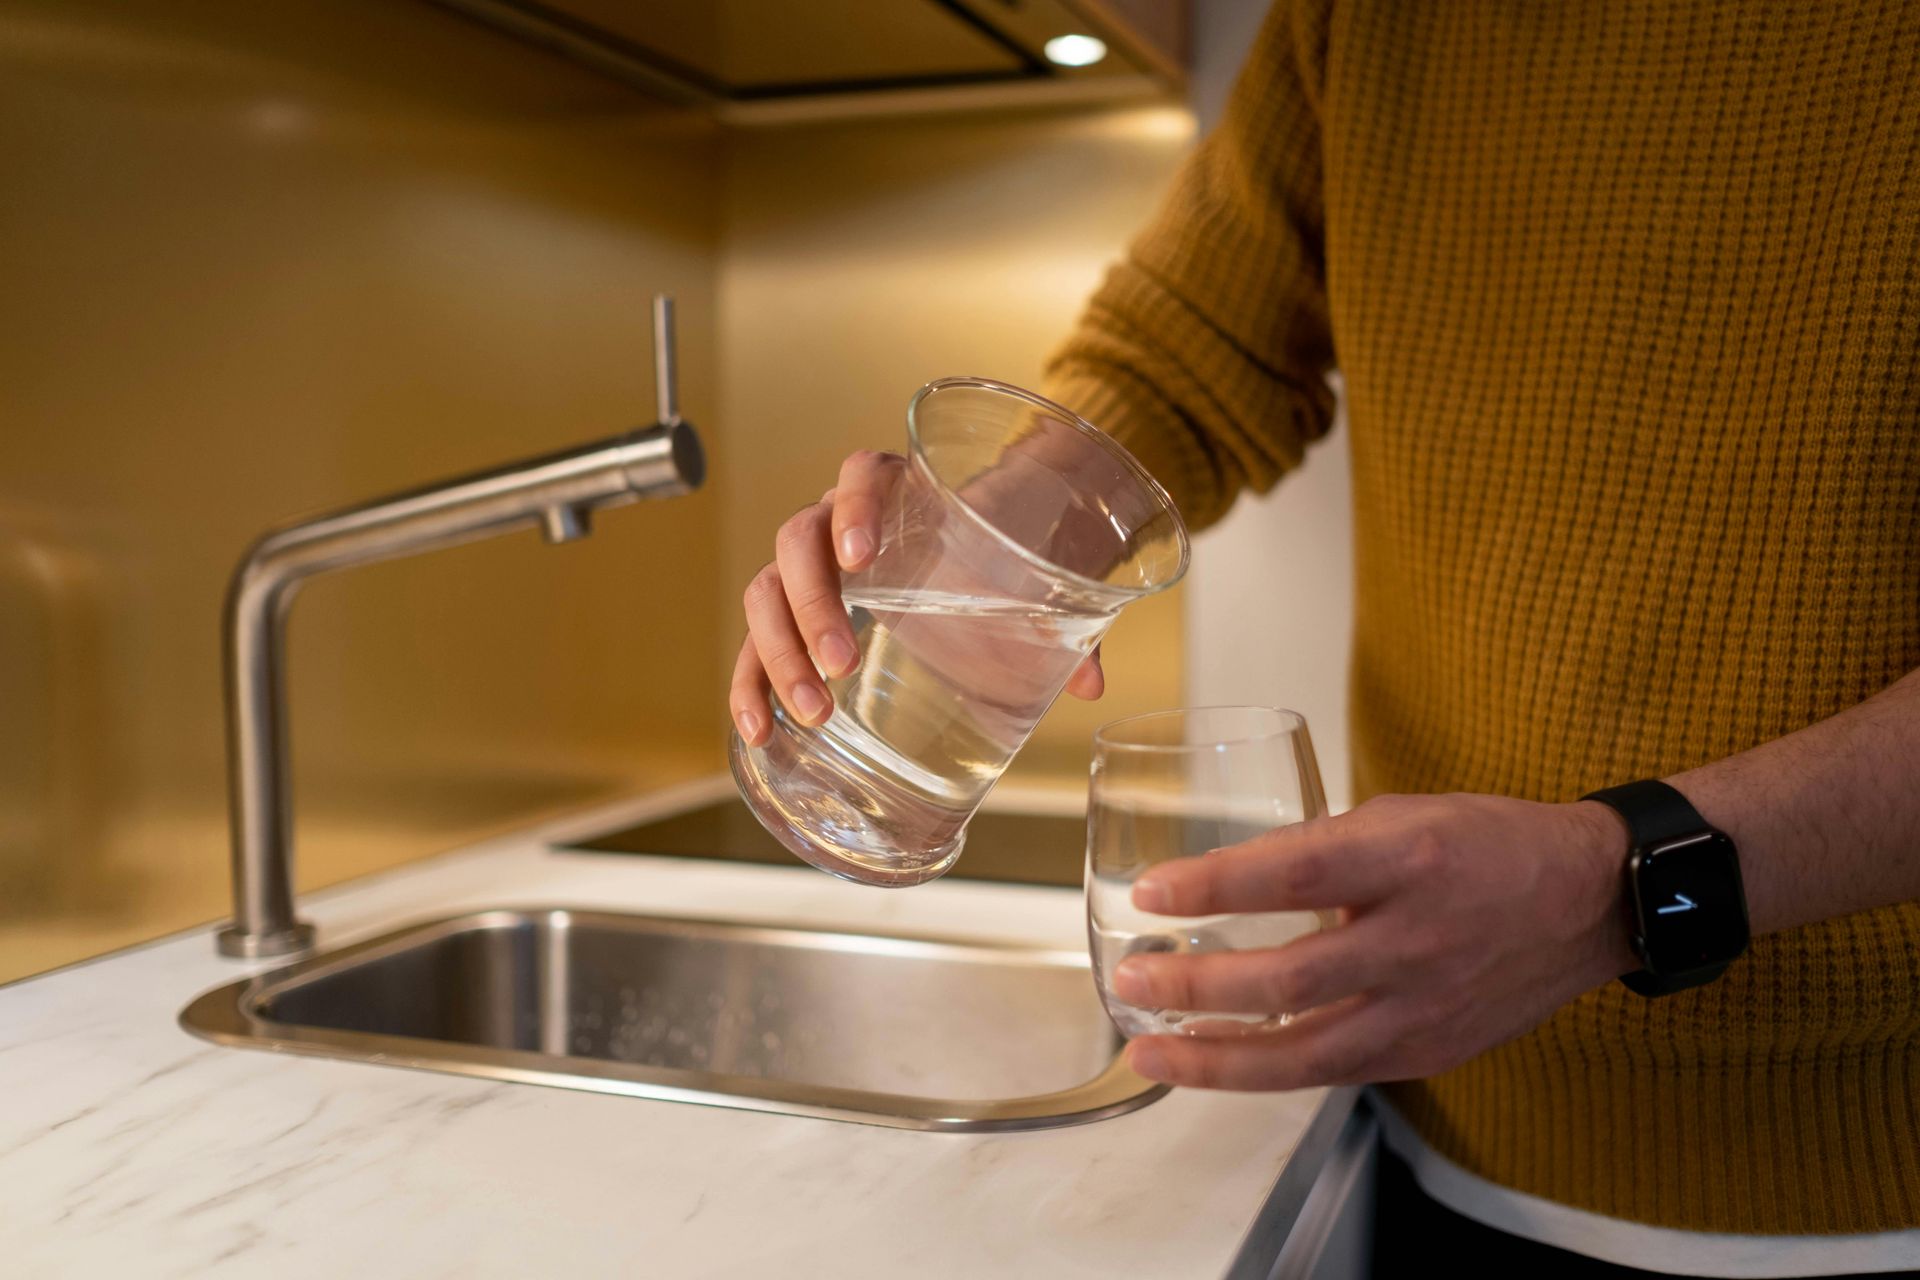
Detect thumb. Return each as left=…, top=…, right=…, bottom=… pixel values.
left=1066, top=646, right=1105, bottom=700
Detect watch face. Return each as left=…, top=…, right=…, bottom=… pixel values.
left=1634, top=831, right=1750, bottom=972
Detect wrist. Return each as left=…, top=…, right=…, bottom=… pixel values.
left=1566, top=799, right=1640, bottom=987
left=1665, top=765, right=1778, bottom=936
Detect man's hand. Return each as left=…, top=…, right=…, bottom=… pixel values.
left=730, top=449, right=1103, bottom=746
left=1115, top=793, right=1638, bottom=1091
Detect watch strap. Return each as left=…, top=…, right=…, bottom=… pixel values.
left=1582, top=778, right=1705, bottom=845
left=1618, top=962, right=1729, bottom=997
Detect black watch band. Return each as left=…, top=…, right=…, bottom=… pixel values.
left=1583, top=779, right=1749, bottom=997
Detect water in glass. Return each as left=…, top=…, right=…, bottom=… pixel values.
left=1086, top=707, right=1329, bottom=1037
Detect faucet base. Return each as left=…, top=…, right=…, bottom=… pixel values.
left=216, top=920, right=317, bottom=961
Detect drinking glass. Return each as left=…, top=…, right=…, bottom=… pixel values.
left=1087, top=707, right=1330, bottom=1037
left=730, top=377, right=1189, bottom=888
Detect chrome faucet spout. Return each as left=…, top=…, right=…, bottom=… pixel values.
left=216, top=296, right=703, bottom=959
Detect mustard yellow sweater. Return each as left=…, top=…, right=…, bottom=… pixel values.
left=1045, top=0, right=1920, bottom=1236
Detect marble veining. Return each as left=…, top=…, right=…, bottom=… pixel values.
left=1, top=778, right=1345, bottom=1278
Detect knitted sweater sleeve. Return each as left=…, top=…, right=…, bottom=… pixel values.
left=1042, top=0, right=1338, bottom=532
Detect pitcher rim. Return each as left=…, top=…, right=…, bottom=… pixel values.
left=905, top=376, right=1191, bottom=600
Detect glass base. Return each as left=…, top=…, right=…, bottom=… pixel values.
left=728, top=729, right=966, bottom=888
left=1100, top=994, right=1293, bottom=1039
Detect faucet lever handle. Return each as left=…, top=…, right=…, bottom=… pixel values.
left=652, top=293, right=680, bottom=427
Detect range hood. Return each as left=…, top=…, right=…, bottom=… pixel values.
left=427, top=0, right=1188, bottom=122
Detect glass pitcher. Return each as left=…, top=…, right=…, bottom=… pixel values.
left=729, top=376, right=1189, bottom=887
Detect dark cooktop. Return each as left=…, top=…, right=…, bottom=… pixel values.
left=562, top=799, right=1088, bottom=889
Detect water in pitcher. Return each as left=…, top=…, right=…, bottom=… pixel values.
left=729, top=377, right=1190, bottom=887
left=831, top=585, right=1109, bottom=804
left=740, top=582, right=1109, bottom=886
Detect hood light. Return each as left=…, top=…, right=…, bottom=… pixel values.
left=1043, top=34, right=1108, bottom=68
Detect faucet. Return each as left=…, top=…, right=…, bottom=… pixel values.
left=216, top=295, right=705, bottom=960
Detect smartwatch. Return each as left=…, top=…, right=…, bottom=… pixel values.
left=1582, top=779, right=1750, bottom=997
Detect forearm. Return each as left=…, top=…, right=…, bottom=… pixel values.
left=1666, top=666, right=1920, bottom=936
left=1042, top=0, right=1337, bottom=534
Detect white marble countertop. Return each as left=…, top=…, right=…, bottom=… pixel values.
left=0, top=778, right=1353, bottom=1279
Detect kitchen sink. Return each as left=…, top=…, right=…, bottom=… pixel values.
left=180, top=907, right=1164, bottom=1131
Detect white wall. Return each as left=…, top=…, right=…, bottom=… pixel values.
left=1184, top=0, right=1357, bottom=812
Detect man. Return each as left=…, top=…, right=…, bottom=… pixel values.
left=730, top=3, right=1920, bottom=1273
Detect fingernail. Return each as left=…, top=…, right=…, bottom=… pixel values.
left=791, top=684, right=830, bottom=723
left=735, top=709, right=764, bottom=745
left=1132, top=878, right=1172, bottom=913
left=1113, top=956, right=1154, bottom=1004
left=818, top=633, right=857, bottom=677
left=840, top=528, right=874, bottom=566
left=1128, top=1042, right=1169, bottom=1081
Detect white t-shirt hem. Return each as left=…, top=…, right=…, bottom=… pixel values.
left=1366, top=1087, right=1920, bottom=1277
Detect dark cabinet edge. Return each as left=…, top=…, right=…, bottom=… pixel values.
left=1225, top=1085, right=1369, bottom=1280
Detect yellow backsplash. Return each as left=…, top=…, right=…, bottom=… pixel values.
left=0, top=0, right=1193, bottom=982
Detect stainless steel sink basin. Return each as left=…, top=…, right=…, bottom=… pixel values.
left=181, top=907, right=1164, bottom=1131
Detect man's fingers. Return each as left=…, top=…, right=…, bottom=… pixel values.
left=1131, top=818, right=1396, bottom=917
left=774, top=503, right=859, bottom=680
left=1124, top=995, right=1400, bottom=1091
left=829, top=450, right=902, bottom=571
left=1113, top=919, right=1395, bottom=1015
left=729, top=637, right=773, bottom=746
left=742, top=563, right=833, bottom=726
left=1065, top=647, right=1105, bottom=700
